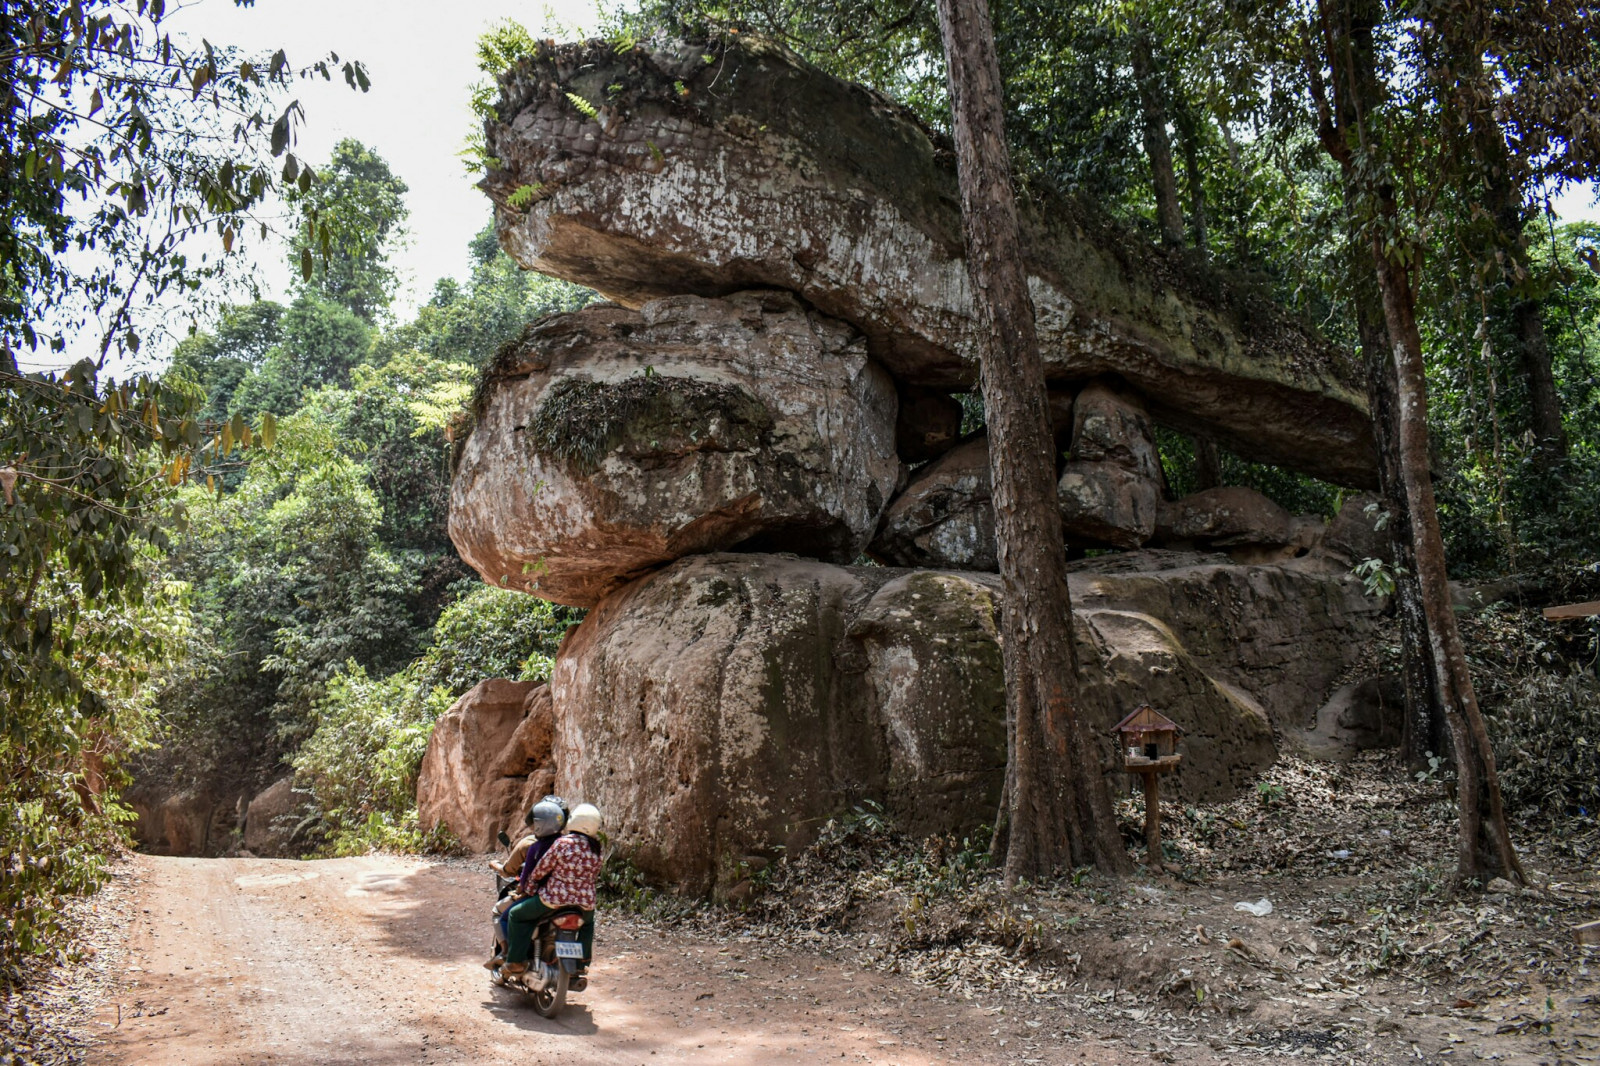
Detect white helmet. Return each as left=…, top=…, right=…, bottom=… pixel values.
left=567, top=803, right=602, bottom=839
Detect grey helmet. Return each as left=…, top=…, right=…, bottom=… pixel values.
left=528, top=797, right=568, bottom=838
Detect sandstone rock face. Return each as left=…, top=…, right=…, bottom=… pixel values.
left=244, top=778, right=299, bottom=857
left=870, top=438, right=995, bottom=570
left=1293, top=676, right=1405, bottom=760
left=550, top=552, right=1380, bottom=893
left=1057, top=382, right=1164, bottom=549
left=873, top=400, right=1169, bottom=566
left=1075, top=610, right=1275, bottom=799
left=895, top=386, right=964, bottom=463
left=1155, top=487, right=1295, bottom=550
left=551, top=554, right=890, bottom=895
left=482, top=38, right=1375, bottom=486
left=848, top=572, right=1008, bottom=837
left=1320, top=492, right=1392, bottom=564
left=1070, top=380, right=1164, bottom=477
left=416, top=679, right=556, bottom=852
left=1058, top=466, right=1160, bottom=550
left=450, top=291, right=900, bottom=605
left=1069, top=558, right=1386, bottom=734
left=125, top=789, right=239, bottom=857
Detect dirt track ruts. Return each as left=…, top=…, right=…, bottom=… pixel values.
left=85, top=855, right=1169, bottom=1065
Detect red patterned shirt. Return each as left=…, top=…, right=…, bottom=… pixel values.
left=527, top=832, right=603, bottom=910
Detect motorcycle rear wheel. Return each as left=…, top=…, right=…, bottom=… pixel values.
left=529, top=966, right=569, bottom=1018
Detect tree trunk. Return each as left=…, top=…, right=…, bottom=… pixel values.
left=934, top=0, right=1130, bottom=881
left=1193, top=436, right=1223, bottom=491
left=1370, top=236, right=1525, bottom=883
left=1176, top=106, right=1209, bottom=254
left=1314, top=0, right=1448, bottom=770
left=1356, top=299, right=1446, bottom=765
left=1131, top=30, right=1185, bottom=247
left=1314, top=0, right=1520, bottom=881
left=1514, top=299, right=1567, bottom=461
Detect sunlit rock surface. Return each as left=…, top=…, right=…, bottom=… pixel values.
left=482, top=36, right=1375, bottom=486
left=450, top=290, right=900, bottom=606
left=548, top=552, right=1378, bottom=893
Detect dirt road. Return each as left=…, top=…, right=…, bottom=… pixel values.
left=85, top=855, right=1165, bottom=1066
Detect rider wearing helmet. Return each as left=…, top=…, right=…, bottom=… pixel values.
left=487, top=797, right=569, bottom=969
left=490, top=796, right=568, bottom=881
left=501, top=803, right=604, bottom=977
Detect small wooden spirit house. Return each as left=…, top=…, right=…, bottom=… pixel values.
left=1113, top=704, right=1182, bottom=769
left=1111, top=705, right=1182, bottom=868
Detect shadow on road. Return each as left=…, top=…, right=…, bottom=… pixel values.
left=479, top=993, right=599, bottom=1036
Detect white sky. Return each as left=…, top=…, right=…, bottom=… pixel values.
left=164, top=0, right=606, bottom=317
left=19, top=0, right=603, bottom=375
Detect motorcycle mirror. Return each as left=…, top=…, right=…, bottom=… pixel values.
left=497, top=831, right=512, bottom=847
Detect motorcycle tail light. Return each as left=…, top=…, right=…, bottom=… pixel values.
left=553, top=914, right=584, bottom=931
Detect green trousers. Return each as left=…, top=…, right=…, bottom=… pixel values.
left=504, top=895, right=595, bottom=965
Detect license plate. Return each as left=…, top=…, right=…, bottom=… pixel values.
left=555, top=941, right=584, bottom=959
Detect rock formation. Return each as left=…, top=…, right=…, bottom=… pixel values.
left=480, top=37, right=1376, bottom=486
left=243, top=778, right=300, bottom=857
left=416, top=679, right=557, bottom=852
left=451, top=291, right=899, bottom=606
left=1154, top=486, right=1295, bottom=550
left=426, top=34, right=1399, bottom=893
left=548, top=552, right=1378, bottom=893
left=870, top=437, right=996, bottom=570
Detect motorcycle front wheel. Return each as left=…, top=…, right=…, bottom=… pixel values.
left=529, top=966, right=569, bottom=1018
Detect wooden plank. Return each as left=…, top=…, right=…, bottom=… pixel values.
left=1543, top=601, right=1600, bottom=620
left=1575, top=920, right=1600, bottom=947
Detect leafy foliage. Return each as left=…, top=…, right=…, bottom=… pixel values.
left=0, top=358, right=269, bottom=974
left=1, top=0, right=367, bottom=360
left=1487, top=673, right=1600, bottom=820
left=284, top=139, right=410, bottom=322
left=291, top=585, right=576, bottom=855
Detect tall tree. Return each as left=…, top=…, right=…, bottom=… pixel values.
left=934, top=0, right=1129, bottom=880
left=1129, top=23, right=1185, bottom=247
left=1309, top=0, right=1521, bottom=883
left=1425, top=14, right=1567, bottom=467
left=285, top=139, right=409, bottom=323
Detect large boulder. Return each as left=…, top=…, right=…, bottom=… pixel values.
left=1057, top=466, right=1160, bottom=550
left=848, top=572, right=1008, bottom=837
left=895, top=386, right=965, bottom=463
left=1154, top=486, right=1295, bottom=550
left=1057, top=381, right=1165, bottom=549
left=550, top=554, right=891, bottom=894
left=1319, top=492, right=1393, bottom=565
left=126, top=790, right=239, bottom=857
left=416, top=679, right=555, bottom=852
left=243, top=778, right=300, bottom=857
left=450, top=291, right=900, bottom=606
left=551, top=552, right=1380, bottom=893
left=869, top=437, right=995, bottom=570
left=481, top=37, right=1376, bottom=487
left=1075, top=610, right=1275, bottom=799
left=1069, top=555, right=1386, bottom=733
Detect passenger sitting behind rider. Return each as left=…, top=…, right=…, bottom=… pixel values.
left=491, top=796, right=568, bottom=882
left=501, top=803, right=603, bottom=977
left=487, top=797, right=568, bottom=967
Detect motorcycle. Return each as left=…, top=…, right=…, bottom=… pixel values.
left=486, top=831, right=590, bottom=1018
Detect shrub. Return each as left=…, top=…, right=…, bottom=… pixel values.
left=1487, top=672, right=1600, bottom=819
left=292, top=583, right=577, bottom=854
